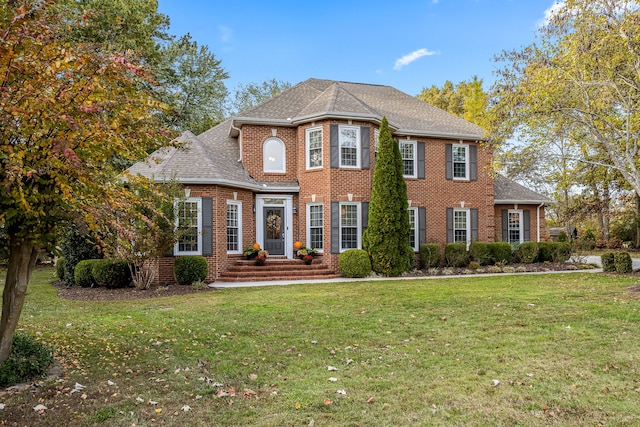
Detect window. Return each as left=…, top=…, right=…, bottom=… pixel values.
left=374, top=129, right=380, bottom=153
left=508, top=209, right=523, bottom=244
left=263, top=138, right=285, bottom=172
left=226, top=201, right=242, bottom=253
left=453, top=208, right=470, bottom=245
left=452, top=144, right=468, bottom=179
left=305, top=127, right=323, bottom=169
left=400, top=141, right=417, bottom=178
left=408, top=207, right=418, bottom=251
left=307, top=203, right=324, bottom=251
left=340, top=202, right=361, bottom=250
left=339, top=125, right=360, bottom=168
left=175, top=198, right=202, bottom=255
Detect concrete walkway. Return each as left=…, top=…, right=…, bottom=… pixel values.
left=210, top=256, right=640, bottom=289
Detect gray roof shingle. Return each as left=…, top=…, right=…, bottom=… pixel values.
left=494, top=175, right=552, bottom=204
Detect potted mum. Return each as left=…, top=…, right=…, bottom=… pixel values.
left=244, top=243, right=261, bottom=260
left=302, top=254, right=314, bottom=265
left=255, top=249, right=269, bottom=266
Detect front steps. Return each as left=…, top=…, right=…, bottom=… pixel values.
left=217, top=257, right=341, bottom=282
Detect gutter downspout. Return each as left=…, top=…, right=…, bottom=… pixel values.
left=537, top=203, right=544, bottom=242
left=231, top=122, right=242, bottom=162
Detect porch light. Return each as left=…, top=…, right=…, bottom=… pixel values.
left=184, top=188, right=191, bottom=197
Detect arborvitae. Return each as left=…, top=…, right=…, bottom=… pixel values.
left=363, top=116, right=414, bottom=276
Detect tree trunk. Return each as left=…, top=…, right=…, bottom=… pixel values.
left=0, top=234, right=39, bottom=362
left=602, top=183, right=610, bottom=241
left=636, top=192, right=640, bottom=248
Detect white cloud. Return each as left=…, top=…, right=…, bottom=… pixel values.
left=393, top=48, right=437, bottom=70
left=538, top=1, right=565, bottom=27
left=218, top=25, right=233, bottom=43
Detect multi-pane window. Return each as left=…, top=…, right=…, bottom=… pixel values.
left=374, top=129, right=380, bottom=153
left=226, top=202, right=241, bottom=253
left=452, top=144, right=468, bottom=179
left=263, top=138, right=285, bottom=172
left=453, top=209, right=469, bottom=244
left=508, top=210, right=522, bottom=244
left=339, top=126, right=360, bottom=167
left=408, top=207, right=418, bottom=250
left=340, top=203, right=360, bottom=250
left=307, top=204, right=324, bottom=251
left=306, top=127, right=323, bottom=169
left=400, top=141, right=416, bottom=177
left=175, top=198, right=201, bottom=255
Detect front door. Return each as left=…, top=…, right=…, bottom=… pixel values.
left=264, top=207, right=285, bottom=255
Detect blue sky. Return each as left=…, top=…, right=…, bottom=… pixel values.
left=157, top=0, right=557, bottom=96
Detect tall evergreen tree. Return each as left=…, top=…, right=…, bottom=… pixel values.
left=363, top=117, right=414, bottom=276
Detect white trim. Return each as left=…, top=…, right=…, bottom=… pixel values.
left=305, top=126, right=323, bottom=170
left=452, top=143, right=469, bottom=180
left=507, top=209, right=524, bottom=244
left=263, top=137, right=286, bottom=173
left=338, top=125, right=361, bottom=169
left=256, top=195, right=294, bottom=259
left=174, top=197, right=202, bottom=256
left=306, top=203, right=324, bottom=252
left=408, top=207, right=419, bottom=251
left=339, top=202, right=361, bottom=252
left=226, top=200, right=243, bottom=254
left=453, top=207, right=471, bottom=247
left=400, top=140, right=417, bottom=178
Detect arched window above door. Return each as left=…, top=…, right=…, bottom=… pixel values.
left=263, top=138, right=285, bottom=173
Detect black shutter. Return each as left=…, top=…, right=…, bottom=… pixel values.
left=418, top=207, right=426, bottom=246
left=202, top=197, right=213, bottom=256
left=471, top=208, right=479, bottom=242
left=445, top=144, right=453, bottom=180
left=417, top=142, right=425, bottom=179
left=361, top=202, right=369, bottom=232
left=523, top=209, right=531, bottom=242
left=446, top=207, right=453, bottom=243
left=330, top=124, right=339, bottom=168
left=502, top=209, right=509, bottom=242
left=331, top=201, right=340, bottom=253
left=469, top=145, right=477, bottom=181
left=361, top=127, right=370, bottom=170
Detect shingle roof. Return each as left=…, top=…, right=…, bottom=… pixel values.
left=494, top=175, right=552, bottom=204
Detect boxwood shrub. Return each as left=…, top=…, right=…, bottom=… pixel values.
left=490, top=242, right=513, bottom=264
left=537, top=242, right=555, bottom=262
left=339, top=249, right=372, bottom=278
left=419, top=244, right=441, bottom=269
left=55, top=258, right=66, bottom=281
left=174, top=256, right=208, bottom=285
left=601, top=252, right=615, bottom=272
left=469, top=242, right=492, bottom=266
left=74, top=259, right=102, bottom=287
left=0, top=333, right=53, bottom=387
left=445, top=243, right=468, bottom=268
left=92, top=259, right=132, bottom=289
left=614, top=252, right=633, bottom=274
left=552, top=242, right=572, bottom=263
left=516, top=242, right=539, bottom=263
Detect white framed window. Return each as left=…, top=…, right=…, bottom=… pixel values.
left=174, top=197, right=202, bottom=255
left=453, top=208, right=470, bottom=245
left=263, top=138, right=286, bottom=172
left=306, top=127, right=323, bottom=169
left=408, top=207, right=419, bottom=251
left=340, top=202, right=361, bottom=251
left=306, top=203, right=324, bottom=251
left=400, top=141, right=417, bottom=178
left=374, top=129, right=380, bottom=153
left=452, top=144, right=469, bottom=180
left=339, top=125, right=360, bottom=168
left=508, top=209, right=523, bottom=244
left=226, top=201, right=242, bottom=253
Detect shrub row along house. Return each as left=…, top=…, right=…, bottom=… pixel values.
left=128, top=78, right=551, bottom=283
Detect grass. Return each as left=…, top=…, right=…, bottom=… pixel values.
left=1, top=267, right=640, bottom=426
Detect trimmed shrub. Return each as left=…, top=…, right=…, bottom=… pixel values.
left=490, top=242, right=513, bottom=264
left=55, top=258, right=66, bottom=281
left=339, top=249, right=372, bottom=278
left=60, top=231, right=102, bottom=286
left=419, top=244, right=441, bottom=269
left=469, top=242, right=492, bottom=266
left=0, top=333, right=54, bottom=387
left=537, top=242, right=555, bottom=262
left=445, top=243, right=468, bottom=268
left=516, top=242, right=539, bottom=263
left=92, top=259, right=132, bottom=289
left=557, top=231, right=568, bottom=242
left=601, top=252, right=615, bottom=272
left=174, top=256, right=208, bottom=285
left=74, top=259, right=101, bottom=287
left=552, top=242, right=572, bottom=263
left=614, top=252, right=633, bottom=274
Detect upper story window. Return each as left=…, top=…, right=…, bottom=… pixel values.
left=263, top=138, right=285, bottom=173
left=339, top=125, right=360, bottom=168
left=400, top=141, right=417, bottom=178
left=174, top=197, right=202, bottom=255
left=452, top=144, right=469, bottom=180
left=306, top=127, right=323, bottom=169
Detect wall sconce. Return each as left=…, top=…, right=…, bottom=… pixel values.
left=293, top=206, right=297, bottom=214
left=252, top=205, right=256, bottom=213
left=184, top=188, right=191, bottom=198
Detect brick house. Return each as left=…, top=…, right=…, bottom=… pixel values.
left=128, top=78, right=550, bottom=283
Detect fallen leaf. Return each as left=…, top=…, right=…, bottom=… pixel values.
left=33, top=404, right=47, bottom=413
left=308, top=420, right=315, bottom=427
left=366, top=396, right=375, bottom=404
left=328, top=377, right=338, bottom=382
left=243, top=388, right=257, bottom=398
left=107, top=380, right=115, bottom=386
left=181, top=405, right=192, bottom=412
left=337, top=389, right=346, bottom=395
left=149, top=400, right=158, bottom=405
left=0, top=403, right=4, bottom=410
left=492, top=380, right=500, bottom=386
left=248, top=373, right=258, bottom=381
left=295, top=401, right=301, bottom=409
left=155, top=408, right=162, bottom=413
left=136, top=397, right=144, bottom=403
left=323, top=398, right=333, bottom=405
left=70, top=383, right=86, bottom=394
left=327, top=366, right=339, bottom=371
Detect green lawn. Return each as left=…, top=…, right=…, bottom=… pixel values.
left=2, top=267, right=640, bottom=426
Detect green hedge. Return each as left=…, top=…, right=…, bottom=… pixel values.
left=419, top=244, right=441, bottom=269
left=537, top=242, right=555, bottom=262
left=0, top=333, right=53, bottom=387
left=552, top=242, right=572, bottom=263
left=74, top=259, right=102, bottom=288
left=174, top=256, right=208, bottom=285
left=339, top=249, right=372, bottom=278
left=445, top=243, right=468, bottom=267
left=601, top=252, right=615, bottom=272
left=614, top=252, right=633, bottom=274
left=490, top=242, right=513, bottom=264
left=516, top=242, right=539, bottom=263
left=469, top=242, right=492, bottom=266
left=92, top=259, right=132, bottom=289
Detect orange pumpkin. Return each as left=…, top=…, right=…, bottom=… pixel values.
left=293, top=241, right=303, bottom=249
left=253, top=242, right=261, bottom=249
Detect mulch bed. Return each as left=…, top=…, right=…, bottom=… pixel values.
left=51, top=281, right=216, bottom=301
